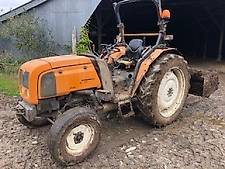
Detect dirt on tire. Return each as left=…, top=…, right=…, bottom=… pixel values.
left=136, top=54, right=190, bottom=126
left=0, top=70, right=225, bottom=169
left=48, top=107, right=101, bottom=166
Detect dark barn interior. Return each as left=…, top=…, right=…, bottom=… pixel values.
left=89, top=0, right=225, bottom=62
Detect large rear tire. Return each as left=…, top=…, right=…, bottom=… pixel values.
left=137, top=54, right=190, bottom=126
left=48, top=107, right=101, bottom=166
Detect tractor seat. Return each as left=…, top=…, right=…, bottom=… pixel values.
left=127, top=39, right=144, bottom=60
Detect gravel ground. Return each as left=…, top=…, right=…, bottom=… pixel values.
left=0, top=68, right=225, bottom=169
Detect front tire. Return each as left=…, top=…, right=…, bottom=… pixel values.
left=48, top=107, right=101, bottom=166
left=137, top=54, right=190, bottom=126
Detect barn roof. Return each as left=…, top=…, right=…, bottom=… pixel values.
left=0, top=0, right=49, bottom=22
left=1, top=0, right=225, bottom=23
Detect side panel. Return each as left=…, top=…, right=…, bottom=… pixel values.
left=38, top=63, right=101, bottom=99
left=132, top=48, right=180, bottom=96
left=96, top=59, right=114, bottom=95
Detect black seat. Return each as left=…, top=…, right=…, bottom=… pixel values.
left=127, top=39, right=144, bottom=60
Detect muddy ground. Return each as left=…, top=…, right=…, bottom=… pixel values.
left=0, top=63, right=225, bottom=169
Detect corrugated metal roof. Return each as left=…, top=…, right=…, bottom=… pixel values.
left=0, top=0, right=49, bottom=22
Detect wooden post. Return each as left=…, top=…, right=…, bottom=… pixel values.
left=193, top=35, right=198, bottom=58
left=192, top=15, right=209, bottom=60
left=95, top=9, right=103, bottom=51
left=203, top=33, right=208, bottom=60
left=217, top=20, right=225, bottom=61
left=205, top=7, right=225, bottom=61
left=72, top=26, right=77, bottom=54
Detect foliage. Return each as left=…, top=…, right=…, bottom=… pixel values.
left=0, top=13, right=55, bottom=56
left=0, top=54, right=25, bottom=96
left=0, top=73, right=18, bottom=96
left=64, top=44, right=72, bottom=53
left=76, top=26, right=91, bottom=55
left=0, top=53, right=28, bottom=74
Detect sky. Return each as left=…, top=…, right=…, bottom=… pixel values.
left=0, top=0, right=31, bottom=15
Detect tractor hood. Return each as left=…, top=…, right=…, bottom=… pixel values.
left=40, top=55, right=92, bottom=69
left=19, top=54, right=94, bottom=105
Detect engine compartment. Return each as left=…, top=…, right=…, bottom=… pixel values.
left=109, top=39, right=145, bottom=97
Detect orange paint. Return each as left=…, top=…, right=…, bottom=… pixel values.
left=105, top=46, right=127, bottom=64
left=109, top=46, right=127, bottom=60
left=19, top=55, right=101, bottom=105
left=136, top=49, right=163, bottom=82
left=132, top=48, right=176, bottom=96
left=38, top=63, right=101, bottom=99
left=19, top=59, right=52, bottom=104
left=40, top=55, right=91, bottom=68
left=160, top=9, right=171, bottom=20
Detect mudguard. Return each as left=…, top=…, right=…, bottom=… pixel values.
left=132, top=48, right=181, bottom=96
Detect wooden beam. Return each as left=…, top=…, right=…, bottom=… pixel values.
left=95, top=9, right=103, bottom=50
left=204, top=7, right=221, bottom=31
left=124, top=33, right=159, bottom=37
left=217, top=19, right=225, bottom=61
left=204, top=7, right=225, bottom=61
left=72, top=26, right=77, bottom=54
left=191, top=14, right=209, bottom=59
left=203, top=33, right=208, bottom=60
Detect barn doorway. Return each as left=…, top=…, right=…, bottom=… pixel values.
left=89, top=0, right=225, bottom=63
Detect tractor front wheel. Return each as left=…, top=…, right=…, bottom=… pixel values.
left=48, top=107, right=101, bottom=166
left=137, top=54, right=190, bottom=126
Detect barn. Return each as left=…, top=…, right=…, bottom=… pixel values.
left=89, top=0, right=225, bottom=62
left=0, top=0, right=102, bottom=56
left=0, top=0, right=225, bottom=62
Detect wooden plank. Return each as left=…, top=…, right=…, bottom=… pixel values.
left=72, top=26, right=77, bottom=54
left=124, top=33, right=159, bottom=37
left=217, top=19, right=225, bottom=61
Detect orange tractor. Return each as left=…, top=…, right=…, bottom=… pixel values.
left=15, top=0, right=218, bottom=166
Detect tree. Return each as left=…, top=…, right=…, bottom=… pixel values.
left=0, top=13, right=55, bottom=57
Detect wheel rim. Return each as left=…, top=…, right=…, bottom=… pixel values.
left=157, top=67, right=186, bottom=118
left=65, top=124, right=95, bottom=156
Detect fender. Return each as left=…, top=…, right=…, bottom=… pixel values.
left=102, top=46, right=127, bottom=64
left=131, top=48, right=182, bottom=96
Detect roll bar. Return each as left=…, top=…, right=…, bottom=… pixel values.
left=113, top=0, right=166, bottom=45
left=112, top=0, right=171, bottom=96
left=113, top=0, right=162, bottom=25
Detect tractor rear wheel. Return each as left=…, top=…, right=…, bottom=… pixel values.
left=137, top=54, right=190, bottom=126
left=48, top=107, right=101, bottom=166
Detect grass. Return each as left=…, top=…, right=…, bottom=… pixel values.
left=0, top=73, right=18, bottom=96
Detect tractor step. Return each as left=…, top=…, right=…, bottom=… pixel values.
left=118, top=99, right=135, bottom=118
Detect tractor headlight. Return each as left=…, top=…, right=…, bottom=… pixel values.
left=19, top=70, right=29, bottom=89
left=40, top=72, right=56, bottom=97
